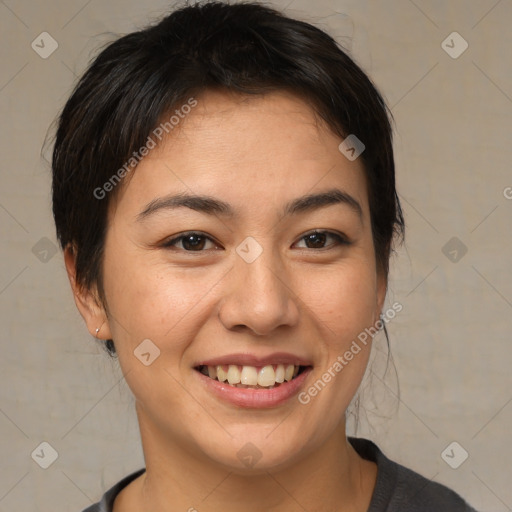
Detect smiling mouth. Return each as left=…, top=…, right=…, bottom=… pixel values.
left=195, top=364, right=309, bottom=389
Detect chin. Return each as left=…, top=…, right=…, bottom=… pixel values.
left=192, top=426, right=311, bottom=474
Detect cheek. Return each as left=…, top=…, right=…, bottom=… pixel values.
left=103, top=240, right=379, bottom=355
left=297, top=260, right=379, bottom=343
left=101, top=260, right=210, bottom=407
left=297, top=262, right=377, bottom=386
left=104, top=264, right=202, bottom=340
left=293, top=263, right=378, bottom=430
left=101, top=241, right=227, bottom=367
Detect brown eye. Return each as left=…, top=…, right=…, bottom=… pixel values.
left=162, top=232, right=218, bottom=251
left=295, top=231, right=350, bottom=250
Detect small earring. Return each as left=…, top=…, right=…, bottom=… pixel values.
left=95, top=327, right=100, bottom=338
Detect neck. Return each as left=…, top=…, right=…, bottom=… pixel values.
left=129, top=403, right=376, bottom=512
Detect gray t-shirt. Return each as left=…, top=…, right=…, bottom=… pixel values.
left=82, top=437, right=478, bottom=511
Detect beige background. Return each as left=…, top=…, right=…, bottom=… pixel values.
left=1, top=0, right=511, bottom=510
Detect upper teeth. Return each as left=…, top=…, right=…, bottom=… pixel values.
left=204, top=364, right=300, bottom=387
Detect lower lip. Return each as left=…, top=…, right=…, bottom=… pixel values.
left=195, top=368, right=312, bottom=409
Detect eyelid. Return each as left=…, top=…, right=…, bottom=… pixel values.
left=293, top=229, right=352, bottom=249
left=161, top=229, right=351, bottom=252
left=161, top=231, right=222, bottom=250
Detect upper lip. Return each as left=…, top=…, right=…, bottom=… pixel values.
left=195, top=352, right=313, bottom=368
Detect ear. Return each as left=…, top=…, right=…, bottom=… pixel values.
left=64, top=245, right=112, bottom=340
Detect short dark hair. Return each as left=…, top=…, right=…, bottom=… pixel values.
left=50, top=0, right=405, bottom=356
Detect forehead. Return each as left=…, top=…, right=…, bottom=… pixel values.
left=111, top=90, right=369, bottom=219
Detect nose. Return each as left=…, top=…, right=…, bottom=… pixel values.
left=218, top=247, right=300, bottom=336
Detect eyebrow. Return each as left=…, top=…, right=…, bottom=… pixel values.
left=136, top=188, right=363, bottom=222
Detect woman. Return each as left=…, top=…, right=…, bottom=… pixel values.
left=50, top=1, right=478, bottom=510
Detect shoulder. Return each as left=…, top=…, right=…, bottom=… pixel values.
left=80, top=468, right=146, bottom=512
left=348, top=437, right=478, bottom=512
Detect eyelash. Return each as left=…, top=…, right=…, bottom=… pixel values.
left=161, top=230, right=351, bottom=252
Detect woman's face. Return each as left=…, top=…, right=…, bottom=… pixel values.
left=76, top=90, right=386, bottom=472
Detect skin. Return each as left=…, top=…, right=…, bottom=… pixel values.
left=65, top=90, right=387, bottom=512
